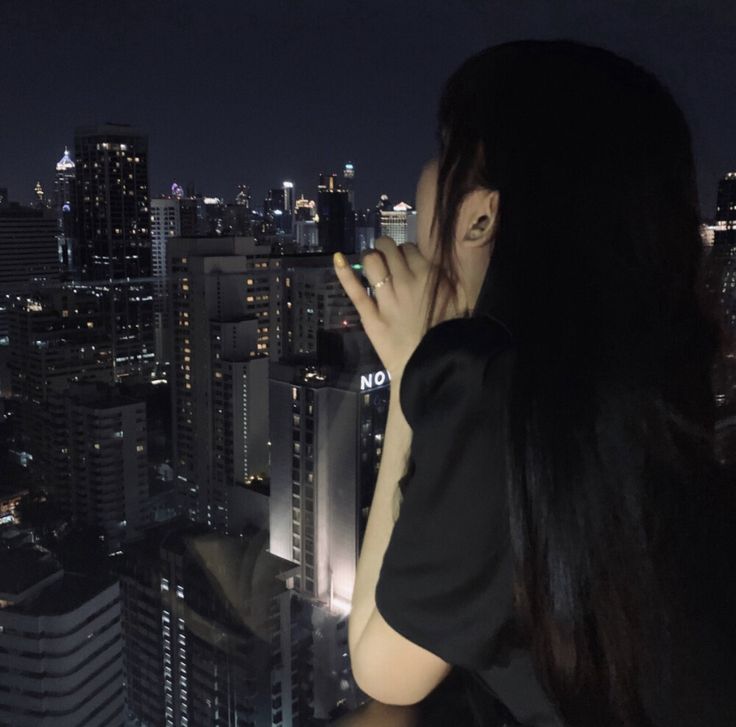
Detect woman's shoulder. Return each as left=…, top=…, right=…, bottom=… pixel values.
left=398, top=313, right=515, bottom=429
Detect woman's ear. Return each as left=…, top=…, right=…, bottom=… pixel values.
left=459, top=189, right=499, bottom=247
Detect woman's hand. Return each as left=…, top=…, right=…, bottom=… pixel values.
left=333, top=236, right=461, bottom=382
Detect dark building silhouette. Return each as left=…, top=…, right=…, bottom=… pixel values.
left=72, top=123, right=152, bottom=281
left=70, top=123, right=156, bottom=381
left=316, top=173, right=355, bottom=253
left=0, top=204, right=61, bottom=295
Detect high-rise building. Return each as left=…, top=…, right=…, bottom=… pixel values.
left=236, top=184, right=251, bottom=207
left=268, top=256, right=359, bottom=362
left=120, top=519, right=315, bottom=726
left=294, top=195, right=314, bottom=222
left=706, top=173, right=736, bottom=326
left=0, top=204, right=61, bottom=293
left=54, top=146, right=76, bottom=270
left=72, top=123, right=152, bottom=280
left=151, top=198, right=181, bottom=368
left=7, top=286, right=114, bottom=502
left=264, top=185, right=293, bottom=235
left=355, top=209, right=375, bottom=254
left=224, top=201, right=257, bottom=236
left=294, top=220, right=319, bottom=250
left=64, top=380, right=148, bottom=551
left=0, top=547, right=124, bottom=726
left=72, top=123, right=156, bottom=381
left=168, top=236, right=272, bottom=532
left=715, top=172, right=736, bottom=232
left=33, top=180, right=49, bottom=208
left=268, top=325, right=387, bottom=605
left=342, top=162, right=355, bottom=208
left=151, top=198, right=181, bottom=279
left=267, top=324, right=386, bottom=715
left=703, top=172, right=736, bottom=407
left=379, top=201, right=415, bottom=245
left=316, top=173, right=355, bottom=253
left=283, top=181, right=295, bottom=214
left=282, top=180, right=295, bottom=234
left=179, top=195, right=205, bottom=237
left=369, top=193, right=392, bottom=240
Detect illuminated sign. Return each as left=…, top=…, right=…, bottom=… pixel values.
left=360, top=369, right=392, bottom=391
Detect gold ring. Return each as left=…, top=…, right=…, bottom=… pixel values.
left=372, top=273, right=392, bottom=290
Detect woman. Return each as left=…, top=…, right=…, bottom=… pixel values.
left=334, top=39, right=735, bottom=727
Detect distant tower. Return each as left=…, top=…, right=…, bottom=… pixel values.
left=283, top=181, right=295, bottom=214
left=343, top=162, right=355, bottom=208
left=379, top=201, right=414, bottom=245
left=263, top=183, right=294, bottom=235
left=34, top=181, right=46, bottom=207
left=235, top=184, right=251, bottom=208
left=317, top=172, right=355, bottom=253
left=55, top=146, right=76, bottom=269
left=294, top=195, right=314, bottom=221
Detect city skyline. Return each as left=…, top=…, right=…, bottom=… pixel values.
left=2, top=1, right=736, bottom=218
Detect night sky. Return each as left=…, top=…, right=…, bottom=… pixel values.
left=1, top=1, right=734, bottom=218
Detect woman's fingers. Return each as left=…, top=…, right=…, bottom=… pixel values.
left=373, top=236, right=412, bottom=285
left=333, top=252, right=382, bottom=330
left=399, top=241, right=429, bottom=275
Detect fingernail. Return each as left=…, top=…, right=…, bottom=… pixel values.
left=334, top=252, right=347, bottom=269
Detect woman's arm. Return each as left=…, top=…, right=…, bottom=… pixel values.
left=349, top=381, right=413, bottom=658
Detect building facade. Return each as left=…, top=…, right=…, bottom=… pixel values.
left=0, top=549, right=124, bottom=727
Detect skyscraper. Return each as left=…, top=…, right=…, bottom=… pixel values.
left=703, top=172, right=736, bottom=407
left=65, top=380, right=149, bottom=551
left=168, top=236, right=272, bottom=532
left=54, top=146, right=76, bottom=270
left=269, top=326, right=387, bottom=604
left=72, top=124, right=156, bottom=381
left=151, top=198, right=181, bottom=280
left=316, top=173, right=355, bottom=253
left=120, top=520, right=315, bottom=726
left=72, top=123, right=152, bottom=281
left=264, top=184, right=294, bottom=234
left=151, top=197, right=181, bottom=368
left=342, top=162, right=355, bottom=208
left=235, top=184, right=251, bottom=207
left=283, top=180, right=295, bottom=215
left=7, top=286, right=114, bottom=508
left=379, top=201, right=415, bottom=245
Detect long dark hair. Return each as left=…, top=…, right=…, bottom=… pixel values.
left=422, top=39, right=734, bottom=726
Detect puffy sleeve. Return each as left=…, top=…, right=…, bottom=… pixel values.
left=374, top=315, right=517, bottom=671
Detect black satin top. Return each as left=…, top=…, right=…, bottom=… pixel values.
left=374, top=306, right=736, bottom=726
left=374, top=313, right=566, bottom=726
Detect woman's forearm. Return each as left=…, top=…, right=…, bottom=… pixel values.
left=349, top=382, right=413, bottom=657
